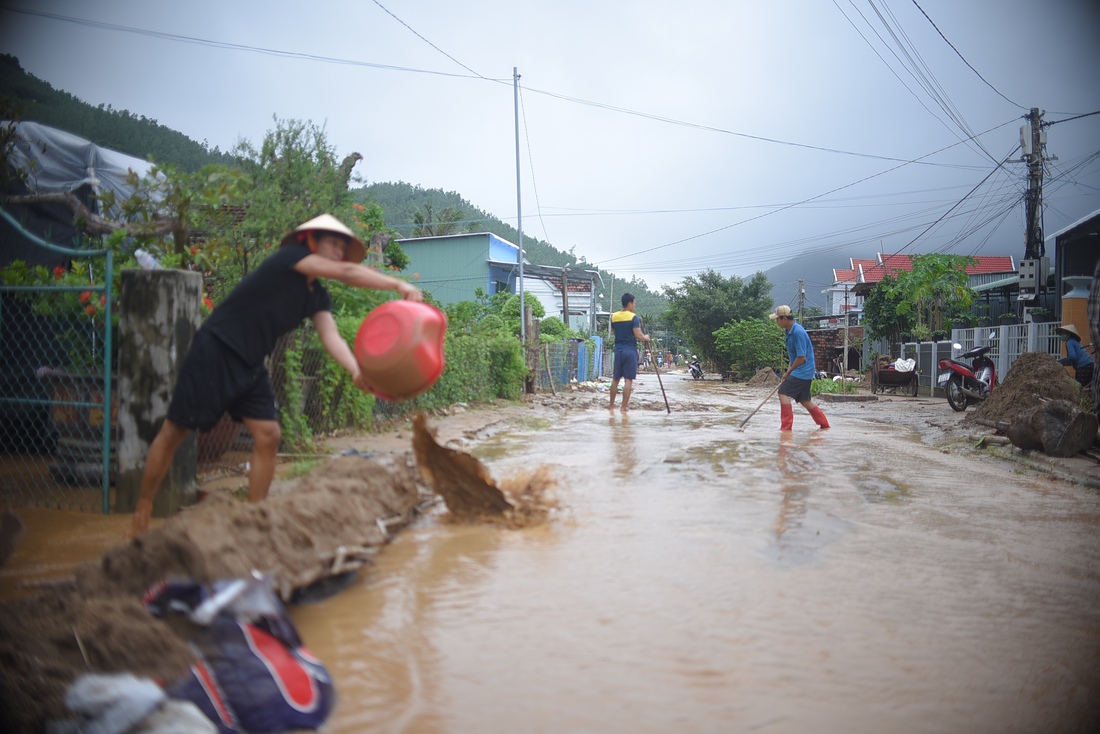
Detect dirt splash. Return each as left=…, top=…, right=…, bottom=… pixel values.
left=413, top=414, right=560, bottom=528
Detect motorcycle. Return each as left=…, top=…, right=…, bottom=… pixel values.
left=937, top=337, right=997, bottom=412
left=689, top=357, right=704, bottom=380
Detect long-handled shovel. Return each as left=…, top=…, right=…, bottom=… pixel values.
left=646, top=342, right=671, bottom=414
left=737, top=383, right=781, bottom=431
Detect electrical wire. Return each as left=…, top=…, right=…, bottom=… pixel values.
left=910, top=0, right=1028, bottom=110
left=368, top=0, right=489, bottom=80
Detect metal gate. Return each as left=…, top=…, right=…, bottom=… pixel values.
left=0, top=209, right=114, bottom=513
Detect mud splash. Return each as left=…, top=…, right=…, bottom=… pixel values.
left=414, top=413, right=560, bottom=528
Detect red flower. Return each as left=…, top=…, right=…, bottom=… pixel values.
left=99, top=295, right=107, bottom=307
left=53, top=266, right=65, bottom=279
left=190, top=246, right=198, bottom=256
left=202, top=296, right=214, bottom=311
left=85, top=304, right=96, bottom=316
left=79, top=291, right=92, bottom=304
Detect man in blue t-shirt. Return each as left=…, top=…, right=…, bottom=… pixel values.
left=609, top=292, right=651, bottom=412
left=770, top=305, right=829, bottom=431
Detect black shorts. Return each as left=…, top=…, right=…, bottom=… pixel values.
left=778, top=376, right=813, bottom=403
left=167, top=330, right=276, bottom=432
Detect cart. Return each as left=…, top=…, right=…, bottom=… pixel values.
left=870, top=358, right=920, bottom=397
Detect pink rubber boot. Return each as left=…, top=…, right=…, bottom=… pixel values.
left=780, top=403, right=794, bottom=431
left=809, top=405, right=830, bottom=429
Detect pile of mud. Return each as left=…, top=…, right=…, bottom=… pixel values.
left=746, top=367, right=781, bottom=387
left=963, top=352, right=1083, bottom=426
left=0, top=417, right=559, bottom=733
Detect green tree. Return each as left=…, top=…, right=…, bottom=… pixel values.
left=411, top=203, right=467, bottom=237
left=713, top=319, right=786, bottom=375
left=231, top=117, right=362, bottom=275
left=862, top=274, right=915, bottom=343
left=892, top=254, right=976, bottom=332
left=663, top=269, right=773, bottom=364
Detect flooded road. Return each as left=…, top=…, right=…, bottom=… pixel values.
left=294, top=377, right=1100, bottom=733
left=3, top=374, right=1099, bottom=732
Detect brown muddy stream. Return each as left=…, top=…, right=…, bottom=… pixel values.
left=4, top=375, right=1100, bottom=732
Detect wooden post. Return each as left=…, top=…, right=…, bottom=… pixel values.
left=524, top=304, right=538, bottom=394
left=115, top=269, right=202, bottom=516
left=543, top=343, right=556, bottom=395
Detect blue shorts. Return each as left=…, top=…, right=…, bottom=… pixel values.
left=167, top=330, right=277, bottom=432
left=613, top=348, right=639, bottom=381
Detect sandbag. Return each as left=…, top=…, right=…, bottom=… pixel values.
left=143, top=577, right=336, bottom=734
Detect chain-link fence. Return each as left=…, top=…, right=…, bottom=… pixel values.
left=533, top=338, right=606, bottom=392
left=1, top=244, right=114, bottom=513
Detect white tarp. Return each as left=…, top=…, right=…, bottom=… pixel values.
left=3, top=120, right=157, bottom=214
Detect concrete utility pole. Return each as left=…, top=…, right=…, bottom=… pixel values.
left=797, top=279, right=805, bottom=322
left=607, top=275, right=614, bottom=337
left=1023, top=107, right=1046, bottom=260
left=561, top=267, right=570, bottom=330
left=843, top=285, right=850, bottom=375
left=514, top=67, right=525, bottom=342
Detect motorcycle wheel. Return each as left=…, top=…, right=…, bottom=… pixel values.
left=945, top=378, right=968, bottom=412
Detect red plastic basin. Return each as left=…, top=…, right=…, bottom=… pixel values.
left=353, top=300, right=447, bottom=402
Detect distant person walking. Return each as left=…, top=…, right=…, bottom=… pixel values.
left=609, top=292, right=651, bottom=413
left=770, top=305, right=829, bottom=431
left=1055, top=323, right=1094, bottom=389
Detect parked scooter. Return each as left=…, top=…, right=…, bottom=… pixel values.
left=689, top=356, right=704, bottom=380
left=937, top=335, right=997, bottom=412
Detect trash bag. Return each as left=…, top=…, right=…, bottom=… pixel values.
left=143, top=575, right=336, bottom=734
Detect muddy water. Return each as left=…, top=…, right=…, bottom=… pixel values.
left=293, top=379, right=1100, bottom=733
left=3, top=376, right=1099, bottom=733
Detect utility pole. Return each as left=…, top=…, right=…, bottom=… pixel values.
left=607, top=275, right=614, bottom=338
left=842, top=285, right=850, bottom=375
left=797, top=279, right=805, bottom=322
left=1018, top=107, right=1049, bottom=305
left=1023, top=107, right=1046, bottom=260
left=514, top=67, right=525, bottom=342
left=561, top=267, right=570, bottom=329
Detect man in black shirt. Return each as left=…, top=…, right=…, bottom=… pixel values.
left=130, top=214, right=422, bottom=536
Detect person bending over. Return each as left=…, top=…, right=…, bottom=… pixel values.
left=130, top=214, right=422, bottom=536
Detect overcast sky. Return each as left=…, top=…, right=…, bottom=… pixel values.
left=2, top=0, right=1099, bottom=296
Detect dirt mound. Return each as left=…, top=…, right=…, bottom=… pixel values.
left=0, top=415, right=565, bottom=732
left=0, top=453, right=423, bottom=733
left=746, top=368, right=781, bottom=387
left=963, top=352, right=1083, bottom=426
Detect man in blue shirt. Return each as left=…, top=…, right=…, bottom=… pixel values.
left=770, top=305, right=829, bottom=431
left=609, top=292, right=651, bottom=412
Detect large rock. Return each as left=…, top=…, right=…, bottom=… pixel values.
left=1003, top=399, right=1099, bottom=457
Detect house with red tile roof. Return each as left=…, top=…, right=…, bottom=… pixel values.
left=822, top=253, right=1016, bottom=316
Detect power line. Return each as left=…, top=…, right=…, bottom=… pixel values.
left=910, top=0, right=1028, bottom=110
left=5, top=6, right=496, bottom=81
left=368, top=0, right=490, bottom=80
left=596, top=118, right=1018, bottom=266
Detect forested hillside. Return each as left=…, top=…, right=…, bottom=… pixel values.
left=0, top=54, right=235, bottom=171
left=360, top=181, right=667, bottom=315
left=0, top=55, right=667, bottom=313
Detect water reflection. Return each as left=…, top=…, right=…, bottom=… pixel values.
left=608, top=412, right=637, bottom=479
left=774, top=433, right=812, bottom=543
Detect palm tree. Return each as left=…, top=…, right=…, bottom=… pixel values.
left=412, top=204, right=467, bottom=237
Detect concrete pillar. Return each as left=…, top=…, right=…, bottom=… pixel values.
left=115, top=269, right=202, bottom=516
